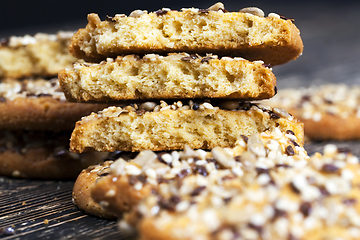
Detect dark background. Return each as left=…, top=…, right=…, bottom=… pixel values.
left=2, top=0, right=360, bottom=88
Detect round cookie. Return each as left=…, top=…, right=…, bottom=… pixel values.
left=89, top=129, right=307, bottom=219
left=59, top=53, right=276, bottom=102
left=69, top=3, right=303, bottom=66
left=0, top=78, right=112, bottom=130
left=0, top=130, right=109, bottom=179
left=123, top=144, right=360, bottom=240
left=70, top=100, right=304, bottom=153
left=72, top=161, right=117, bottom=219
left=0, top=31, right=77, bottom=79
left=263, top=84, right=360, bottom=140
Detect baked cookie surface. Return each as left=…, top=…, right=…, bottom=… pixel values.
left=0, top=130, right=109, bottom=179
left=263, top=84, right=360, bottom=140
left=122, top=144, right=360, bottom=240
left=0, top=78, right=112, bottom=130
left=69, top=3, right=303, bottom=66
left=59, top=53, right=276, bottom=102
left=89, top=129, right=307, bottom=219
left=69, top=100, right=304, bottom=152
left=0, top=31, right=77, bottom=79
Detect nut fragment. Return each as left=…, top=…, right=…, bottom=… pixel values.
left=129, top=10, right=148, bottom=18
left=208, top=2, right=225, bottom=11
left=239, top=7, right=264, bottom=17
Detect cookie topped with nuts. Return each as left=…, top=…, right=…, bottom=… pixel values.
left=120, top=144, right=360, bottom=240
left=59, top=53, right=276, bottom=102
left=69, top=100, right=304, bottom=152
left=69, top=2, right=303, bottom=65
left=72, top=129, right=306, bottom=218
left=0, top=78, right=113, bottom=130
left=0, top=31, right=78, bottom=79
left=263, top=84, right=360, bottom=140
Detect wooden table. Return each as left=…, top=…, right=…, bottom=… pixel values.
left=1, top=1, right=360, bottom=239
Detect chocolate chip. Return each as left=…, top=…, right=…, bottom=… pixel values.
left=37, top=93, right=52, bottom=97
left=248, top=223, right=263, bottom=234
left=155, top=9, right=168, bottom=16
left=223, top=197, right=232, bottom=204
left=290, top=182, right=300, bottom=194
left=318, top=186, right=330, bottom=196
left=262, top=63, right=272, bottom=68
left=343, top=198, right=357, bottom=206
left=136, top=109, right=146, bottom=116
left=275, top=164, right=291, bottom=168
left=337, top=147, right=351, bottom=154
left=128, top=175, right=138, bottom=185
left=286, top=130, right=295, bottom=135
left=269, top=111, right=281, bottom=119
left=195, top=165, right=208, bottom=176
left=190, top=186, right=206, bottom=196
left=177, top=169, right=190, bottom=179
left=299, top=202, right=312, bottom=217
left=234, top=156, right=241, bottom=162
left=274, top=86, right=278, bottom=95
left=321, top=164, right=339, bottom=173
left=105, top=15, right=116, bottom=22
left=240, top=135, right=248, bottom=143
left=285, top=145, right=295, bottom=156
left=0, top=38, right=9, bottom=47
left=238, top=102, right=253, bottom=111
left=290, top=139, right=299, bottom=147
left=0, top=97, right=6, bottom=102
left=192, top=103, right=200, bottom=110
left=181, top=54, right=198, bottom=62
left=200, top=56, right=213, bottom=63
left=272, top=208, right=288, bottom=221
left=279, top=15, right=295, bottom=23
left=138, top=175, right=147, bottom=184
left=256, top=167, right=270, bottom=175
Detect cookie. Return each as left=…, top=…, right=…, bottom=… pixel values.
left=72, top=160, right=117, bottom=219
left=0, top=78, right=112, bottom=130
left=0, top=130, right=109, bottom=179
left=58, top=53, right=276, bottom=102
left=69, top=3, right=303, bottom=66
left=69, top=100, right=304, bottom=153
left=0, top=31, right=78, bottom=79
left=122, top=144, right=360, bottom=240
left=89, top=129, right=307, bottom=218
left=263, top=84, right=360, bottom=140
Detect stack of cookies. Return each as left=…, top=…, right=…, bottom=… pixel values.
left=59, top=2, right=304, bottom=154
left=56, top=1, right=319, bottom=237
left=0, top=31, right=113, bottom=179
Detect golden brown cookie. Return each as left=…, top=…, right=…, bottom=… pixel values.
left=72, top=161, right=117, bottom=219
left=90, top=130, right=307, bottom=218
left=263, top=84, right=360, bottom=140
left=0, top=31, right=77, bottom=79
left=69, top=100, right=304, bottom=153
left=0, top=130, right=109, bottom=179
left=122, top=144, right=360, bottom=240
left=58, top=53, right=276, bottom=102
left=69, top=3, right=303, bottom=66
left=0, top=78, right=112, bottom=130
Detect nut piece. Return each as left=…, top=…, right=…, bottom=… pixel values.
left=239, top=7, right=265, bottom=17
left=129, top=10, right=148, bottom=18
left=208, top=2, right=225, bottom=11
